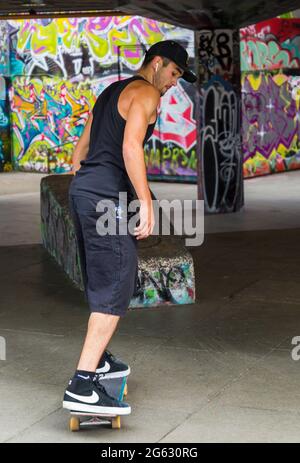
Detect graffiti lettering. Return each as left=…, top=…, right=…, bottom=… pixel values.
left=144, top=144, right=197, bottom=177
left=201, top=77, right=242, bottom=213
left=155, top=81, right=196, bottom=151
left=8, top=17, right=194, bottom=78
left=7, top=17, right=195, bottom=175
left=196, top=30, right=233, bottom=79
left=240, top=18, right=300, bottom=71
left=242, top=73, right=300, bottom=177
left=216, top=32, right=233, bottom=72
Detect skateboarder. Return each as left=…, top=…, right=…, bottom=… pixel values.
left=63, top=40, right=196, bottom=415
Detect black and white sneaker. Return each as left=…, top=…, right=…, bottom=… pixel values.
left=96, top=350, right=130, bottom=379
left=62, top=377, right=131, bottom=415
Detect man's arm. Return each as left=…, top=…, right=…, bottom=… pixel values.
left=122, top=85, right=159, bottom=201
left=122, top=85, right=160, bottom=239
left=70, top=113, right=93, bottom=174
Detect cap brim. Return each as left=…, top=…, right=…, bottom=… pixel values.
left=181, top=68, right=197, bottom=83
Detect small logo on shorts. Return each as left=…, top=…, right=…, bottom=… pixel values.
left=115, top=205, right=123, bottom=219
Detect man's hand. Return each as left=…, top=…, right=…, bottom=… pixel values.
left=134, top=199, right=155, bottom=240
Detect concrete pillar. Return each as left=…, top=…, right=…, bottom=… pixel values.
left=195, top=29, right=244, bottom=213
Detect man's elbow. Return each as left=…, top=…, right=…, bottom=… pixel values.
left=122, top=140, right=142, bottom=159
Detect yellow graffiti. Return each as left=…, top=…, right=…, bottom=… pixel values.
left=9, top=16, right=177, bottom=67
left=145, top=147, right=197, bottom=172
left=273, top=73, right=289, bottom=86
left=12, top=20, right=58, bottom=56
left=243, top=73, right=262, bottom=91
left=56, top=18, right=80, bottom=49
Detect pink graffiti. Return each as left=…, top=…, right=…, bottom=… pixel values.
left=242, top=74, right=300, bottom=161
left=153, top=83, right=196, bottom=150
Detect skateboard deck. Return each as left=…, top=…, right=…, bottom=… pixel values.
left=69, top=376, right=128, bottom=432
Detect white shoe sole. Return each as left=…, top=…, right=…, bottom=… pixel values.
left=63, top=401, right=131, bottom=415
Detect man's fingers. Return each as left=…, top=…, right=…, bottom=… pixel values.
left=135, top=219, right=155, bottom=239
left=134, top=221, right=148, bottom=235
left=135, top=224, right=151, bottom=240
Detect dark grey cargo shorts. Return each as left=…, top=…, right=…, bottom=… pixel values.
left=69, top=194, right=138, bottom=317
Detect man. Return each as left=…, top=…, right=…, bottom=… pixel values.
left=63, top=40, right=196, bottom=415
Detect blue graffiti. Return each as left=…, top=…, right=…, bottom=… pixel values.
left=0, top=105, right=8, bottom=127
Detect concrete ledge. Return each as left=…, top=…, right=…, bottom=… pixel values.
left=40, top=174, right=195, bottom=308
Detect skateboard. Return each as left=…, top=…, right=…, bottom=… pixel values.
left=69, top=376, right=128, bottom=432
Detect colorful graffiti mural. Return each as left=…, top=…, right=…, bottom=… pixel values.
left=241, top=17, right=300, bottom=177
left=242, top=73, right=300, bottom=177
left=10, top=72, right=197, bottom=175
left=0, top=77, right=11, bottom=172
left=240, top=18, right=300, bottom=71
left=145, top=80, right=197, bottom=178
left=2, top=14, right=300, bottom=182
left=0, top=21, right=11, bottom=171
left=6, top=16, right=196, bottom=177
left=10, top=76, right=95, bottom=172
left=0, top=21, right=9, bottom=76
left=8, top=17, right=194, bottom=78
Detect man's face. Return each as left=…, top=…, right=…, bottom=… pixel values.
left=156, top=60, right=184, bottom=95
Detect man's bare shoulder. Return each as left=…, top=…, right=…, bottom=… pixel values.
left=132, top=80, right=160, bottom=103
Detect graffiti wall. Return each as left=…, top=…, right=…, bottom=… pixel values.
left=242, top=73, right=300, bottom=176
left=145, top=80, right=197, bottom=180
left=240, top=18, right=300, bottom=71
left=2, top=15, right=300, bottom=182
left=10, top=76, right=94, bottom=173
left=0, top=77, right=11, bottom=172
left=196, top=29, right=243, bottom=213
left=0, top=21, right=11, bottom=172
left=241, top=18, right=300, bottom=177
left=200, top=76, right=242, bottom=213
left=0, top=21, right=9, bottom=76
left=5, top=16, right=196, bottom=178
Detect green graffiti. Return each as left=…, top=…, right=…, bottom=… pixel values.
left=145, top=145, right=197, bottom=173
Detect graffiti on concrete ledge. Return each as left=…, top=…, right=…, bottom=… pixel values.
left=131, top=263, right=195, bottom=307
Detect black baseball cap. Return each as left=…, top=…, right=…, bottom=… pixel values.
left=145, top=40, right=197, bottom=83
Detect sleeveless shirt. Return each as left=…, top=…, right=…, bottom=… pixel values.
left=69, top=75, right=156, bottom=202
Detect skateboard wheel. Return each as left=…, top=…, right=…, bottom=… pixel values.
left=112, top=416, right=121, bottom=429
left=69, top=416, right=80, bottom=432
left=123, top=383, right=128, bottom=397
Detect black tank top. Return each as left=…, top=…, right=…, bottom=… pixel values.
left=69, top=75, right=156, bottom=201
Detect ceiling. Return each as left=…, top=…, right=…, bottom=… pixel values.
left=0, top=0, right=299, bottom=29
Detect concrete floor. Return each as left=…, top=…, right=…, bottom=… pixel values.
left=0, top=171, right=300, bottom=442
